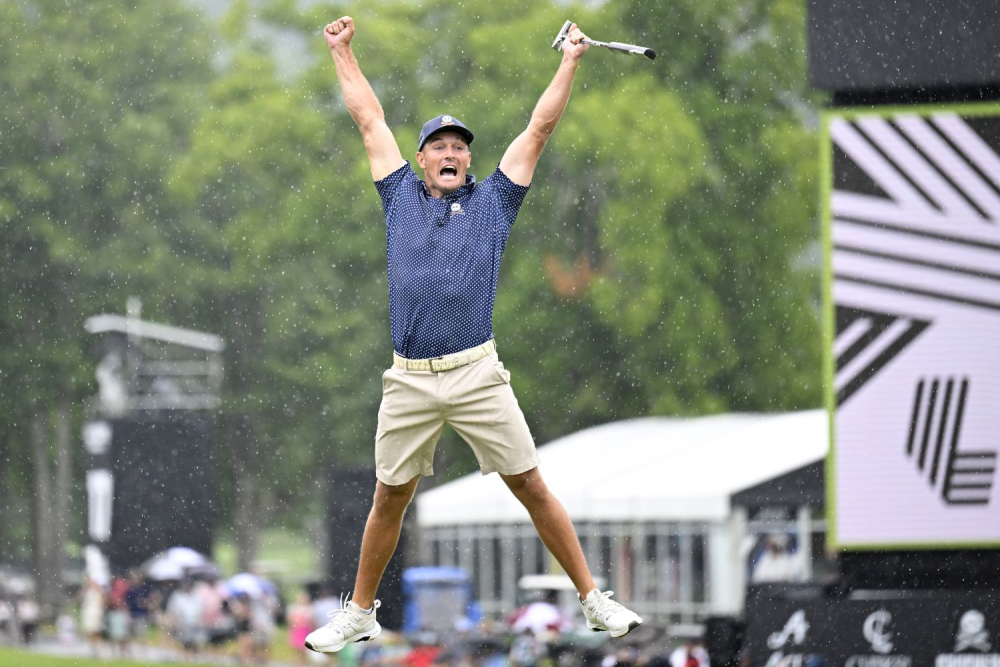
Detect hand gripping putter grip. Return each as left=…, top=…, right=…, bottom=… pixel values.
left=551, top=20, right=656, bottom=61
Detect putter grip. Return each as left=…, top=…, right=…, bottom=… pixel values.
left=608, top=41, right=656, bottom=60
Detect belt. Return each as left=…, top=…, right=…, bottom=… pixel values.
left=393, top=339, right=496, bottom=372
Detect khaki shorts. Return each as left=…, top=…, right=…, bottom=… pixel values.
left=375, top=352, right=539, bottom=485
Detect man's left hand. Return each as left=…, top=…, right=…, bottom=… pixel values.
left=562, top=23, right=590, bottom=60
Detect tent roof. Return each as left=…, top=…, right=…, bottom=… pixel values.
left=416, top=410, right=829, bottom=526
left=85, top=314, right=224, bottom=352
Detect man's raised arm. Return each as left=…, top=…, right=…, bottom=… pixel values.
left=324, top=17, right=404, bottom=181
left=498, top=23, right=590, bottom=187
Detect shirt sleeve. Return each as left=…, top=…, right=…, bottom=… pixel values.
left=373, top=161, right=416, bottom=214
left=484, top=166, right=530, bottom=229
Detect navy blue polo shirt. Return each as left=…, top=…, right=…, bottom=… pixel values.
left=374, top=161, right=529, bottom=359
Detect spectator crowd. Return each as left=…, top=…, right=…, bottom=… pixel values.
left=2, top=573, right=711, bottom=667
left=68, top=570, right=289, bottom=664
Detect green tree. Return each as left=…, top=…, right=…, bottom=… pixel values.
left=613, top=0, right=824, bottom=413
left=166, top=44, right=391, bottom=564
left=0, top=0, right=215, bottom=609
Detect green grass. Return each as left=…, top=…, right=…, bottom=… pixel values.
left=0, top=646, right=164, bottom=666
left=213, top=526, right=320, bottom=585
left=0, top=640, right=300, bottom=666
left=0, top=623, right=302, bottom=666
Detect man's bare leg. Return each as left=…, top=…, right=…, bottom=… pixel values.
left=351, top=476, right=420, bottom=609
left=500, top=467, right=596, bottom=600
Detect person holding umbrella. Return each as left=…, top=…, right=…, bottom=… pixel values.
left=220, top=572, right=279, bottom=664
left=165, top=578, right=206, bottom=660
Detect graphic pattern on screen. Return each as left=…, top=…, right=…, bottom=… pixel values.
left=904, top=377, right=995, bottom=506
left=829, top=109, right=1000, bottom=547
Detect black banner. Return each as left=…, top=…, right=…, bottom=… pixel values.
left=109, top=412, right=218, bottom=569
left=808, top=0, right=1000, bottom=94
left=326, top=466, right=405, bottom=631
left=744, top=591, right=1000, bottom=666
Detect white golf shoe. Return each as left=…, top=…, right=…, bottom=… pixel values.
left=304, top=599, right=381, bottom=653
left=581, top=589, right=643, bottom=638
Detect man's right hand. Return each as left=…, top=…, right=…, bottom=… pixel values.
left=324, top=16, right=355, bottom=51
left=322, top=13, right=403, bottom=181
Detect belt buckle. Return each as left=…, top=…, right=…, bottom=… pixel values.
left=431, top=353, right=469, bottom=372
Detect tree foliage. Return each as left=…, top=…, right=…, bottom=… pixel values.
left=0, top=0, right=216, bottom=600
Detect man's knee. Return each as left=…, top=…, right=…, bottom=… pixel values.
left=372, top=477, right=419, bottom=514
left=501, top=468, right=549, bottom=505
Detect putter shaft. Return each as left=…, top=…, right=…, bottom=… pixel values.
left=582, top=38, right=656, bottom=60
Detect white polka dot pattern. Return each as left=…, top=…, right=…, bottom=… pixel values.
left=374, top=161, right=529, bottom=359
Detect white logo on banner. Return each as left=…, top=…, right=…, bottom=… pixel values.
left=864, top=610, right=895, bottom=654
left=763, top=610, right=809, bottom=667
left=936, top=610, right=1000, bottom=666
left=956, top=610, right=992, bottom=652
left=847, top=611, right=912, bottom=667
left=767, top=609, right=809, bottom=650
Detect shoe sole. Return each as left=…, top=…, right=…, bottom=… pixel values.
left=305, top=625, right=381, bottom=654
left=588, top=619, right=643, bottom=639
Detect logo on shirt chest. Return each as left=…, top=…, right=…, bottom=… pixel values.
left=450, top=202, right=465, bottom=216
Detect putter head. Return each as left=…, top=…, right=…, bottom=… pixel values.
left=551, top=20, right=572, bottom=52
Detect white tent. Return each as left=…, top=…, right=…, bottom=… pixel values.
left=417, top=410, right=829, bottom=527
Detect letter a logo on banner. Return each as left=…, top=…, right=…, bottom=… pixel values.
left=767, top=610, right=809, bottom=650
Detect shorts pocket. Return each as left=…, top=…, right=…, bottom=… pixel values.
left=488, top=356, right=511, bottom=384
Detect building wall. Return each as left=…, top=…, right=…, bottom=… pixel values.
left=420, top=521, right=719, bottom=624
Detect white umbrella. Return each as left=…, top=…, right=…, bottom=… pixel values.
left=509, top=602, right=568, bottom=634
left=219, top=572, right=276, bottom=599
left=144, top=547, right=215, bottom=581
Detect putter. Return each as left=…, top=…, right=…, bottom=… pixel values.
left=551, top=20, right=656, bottom=61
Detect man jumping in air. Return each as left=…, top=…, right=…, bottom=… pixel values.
left=305, top=16, right=643, bottom=654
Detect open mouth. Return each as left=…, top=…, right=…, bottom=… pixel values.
left=440, top=165, right=458, bottom=178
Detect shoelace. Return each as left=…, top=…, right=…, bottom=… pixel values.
left=323, top=593, right=381, bottom=629
left=587, top=590, right=624, bottom=620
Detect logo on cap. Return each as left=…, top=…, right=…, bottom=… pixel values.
left=418, top=114, right=473, bottom=151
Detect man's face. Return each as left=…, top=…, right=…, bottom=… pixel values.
left=416, top=131, right=472, bottom=198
